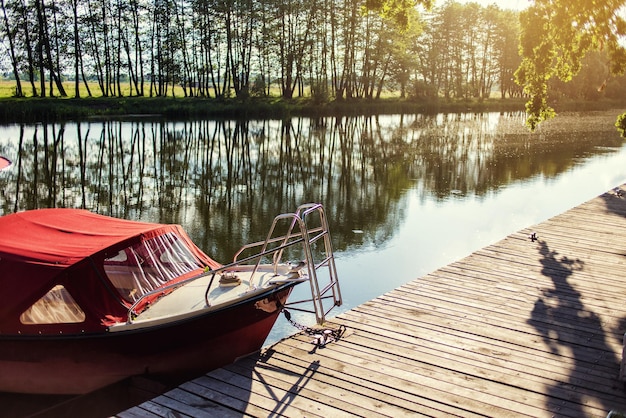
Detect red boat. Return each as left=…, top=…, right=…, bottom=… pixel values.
left=0, top=204, right=341, bottom=394
left=0, top=155, right=10, bottom=171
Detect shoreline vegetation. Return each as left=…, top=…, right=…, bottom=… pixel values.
left=0, top=95, right=625, bottom=124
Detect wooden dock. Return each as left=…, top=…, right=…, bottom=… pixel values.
left=117, top=185, right=626, bottom=418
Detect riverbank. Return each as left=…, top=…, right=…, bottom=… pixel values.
left=0, top=96, right=519, bottom=123
left=0, top=95, right=625, bottom=124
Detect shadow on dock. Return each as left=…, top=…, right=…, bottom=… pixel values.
left=529, top=237, right=622, bottom=415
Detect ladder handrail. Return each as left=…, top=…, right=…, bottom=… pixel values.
left=232, top=226, right=325, bottom=262
left=224, top=203, right=343, bottom=325
left=246, top=212, right=309, bottom=290
left=288, top=203, right=343, bottom=324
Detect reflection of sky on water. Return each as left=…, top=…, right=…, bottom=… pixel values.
left=344, top=143, right=626, bottom=301
left=268, top=141, right=626, bottom=345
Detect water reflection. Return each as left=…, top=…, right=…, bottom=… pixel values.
left=1, top=111, right=626, bottom=415
left=0, top=111, right=623, bottom=264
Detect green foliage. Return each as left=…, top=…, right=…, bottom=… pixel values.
left=310, top=82, right=331, bottom=105
left=616, top=113, right=626, bottom=138
left=516, top=0, right=626, bottom=130
left=250, top=75, right=267, bottom=98
left=364, top=0, right=432, bottom=28
left=550, top=51, right=608, bottom=101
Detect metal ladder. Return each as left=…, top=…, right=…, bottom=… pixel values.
left=242, top=203, right=342, bottom=325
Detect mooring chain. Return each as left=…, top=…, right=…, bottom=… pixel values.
left=282, top=308, right=345, bottom=348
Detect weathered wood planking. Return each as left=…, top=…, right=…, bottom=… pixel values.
left=117, top=185, right=626, bottom=418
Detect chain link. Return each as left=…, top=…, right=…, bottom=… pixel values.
left=282, top=308, right=346, bottom=348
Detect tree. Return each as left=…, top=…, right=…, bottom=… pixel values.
left=70, top=0, right=81, bottom=97
left=364, top=0, right=432, bottom=28
left=272, top=0, right=317, bottom=99
left=515, top=0, right=626, bottom=130
left=550, top=51, right=608, bottom=101
left=411, top=2, right=518, bottom=102
left=1, top=0, right=526, bottom=104
left=388, top=8, right=424, bottom=98
left=18, top=0, right=40, bottom=96
left=494, top=9, right=521, bottom=98
left=224, top=0, right=255, bottom=98
left=1, top=0, right=23, bottom=96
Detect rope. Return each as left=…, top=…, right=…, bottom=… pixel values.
left=282, top=308, right=346, bottom=348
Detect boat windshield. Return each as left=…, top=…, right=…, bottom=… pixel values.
left=103, top=232, right=204, bottom=302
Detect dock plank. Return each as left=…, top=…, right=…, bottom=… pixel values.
left=116, top=185, right=626, bottom=417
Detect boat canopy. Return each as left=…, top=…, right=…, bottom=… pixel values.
left=0, top=156, right=10, bottom=170
left=0, top=209, right=220, bottom=334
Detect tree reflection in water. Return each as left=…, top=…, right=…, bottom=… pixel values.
left=0, top=111, right=623, bottom=265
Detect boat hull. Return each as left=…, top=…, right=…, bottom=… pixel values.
left=0, top=284, right=294, bottom=395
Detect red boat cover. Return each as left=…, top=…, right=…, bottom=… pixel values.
left=0, top=156, right=10, bottom=170
left=0, top=209, right=220, bottom=334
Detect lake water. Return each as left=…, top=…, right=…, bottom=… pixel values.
left=1, top=110, right=626, bottom=348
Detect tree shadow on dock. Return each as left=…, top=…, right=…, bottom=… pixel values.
left=600, top=185, right=626, bottom=219
left=528, top=238, right=625, bottom=416
left=599, top=184, right=626, bottom=363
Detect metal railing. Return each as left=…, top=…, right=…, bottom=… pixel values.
left=232, top=203, right=342, bottom=324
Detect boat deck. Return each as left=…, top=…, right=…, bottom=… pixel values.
left=117, top=184, right=626, bottom=417
left=110, top=266, right=286, bottom=330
